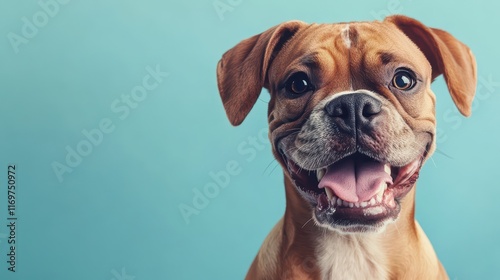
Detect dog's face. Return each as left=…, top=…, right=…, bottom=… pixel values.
left=217, top=16, right=476, bottom=233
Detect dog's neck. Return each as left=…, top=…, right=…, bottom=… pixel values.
left=280, top=175, right=442, bottom=279
left=315, top=230, right=388, bottom=280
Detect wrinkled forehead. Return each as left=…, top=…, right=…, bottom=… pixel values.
left=268, top=21, right=431, bottom=86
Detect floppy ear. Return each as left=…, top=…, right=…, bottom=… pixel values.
left=216, top=21, right=307, bottom=126
left=385, top=15, right=477, bottom=116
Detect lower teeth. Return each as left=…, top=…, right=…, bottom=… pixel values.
left=323, top=182, right=388, bottom=209
left=323, top=191, right=388, bottom=208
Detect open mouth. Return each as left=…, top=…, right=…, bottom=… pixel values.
left=280, top=151, right=425, bottom=231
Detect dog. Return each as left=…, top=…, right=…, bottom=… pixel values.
left=216, top=15, right=476, bottom=280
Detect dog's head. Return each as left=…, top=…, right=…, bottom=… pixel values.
left=216, top=15, right=476, bottom=233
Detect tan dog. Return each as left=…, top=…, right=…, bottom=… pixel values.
left=216, top=15, right=476, bottom=280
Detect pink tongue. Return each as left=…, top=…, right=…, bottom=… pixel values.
left=318, top=156, right=393, bottom=203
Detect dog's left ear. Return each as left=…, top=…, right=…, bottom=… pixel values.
left=385, top=15, right=477, bottom=116
left=216, top=21, right=307, bottom=126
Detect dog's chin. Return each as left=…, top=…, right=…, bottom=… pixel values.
left=281, top=152, right=424, bottom=234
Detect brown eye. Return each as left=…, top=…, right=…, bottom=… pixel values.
left=392, top=70, right=416, bottom=90
left=285, top=72, right=313, bottom=96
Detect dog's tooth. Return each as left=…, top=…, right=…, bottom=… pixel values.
left=342, top=200, right=349, bottom=207
left=384, top=164, right=391, bottom=175
left=389, top=199, right=396, bottom=207
left=360, top=201, right=368, bottom=208
left=325, top=188, right=334, bottom=201
left=337, top=198, right=343, bottom=206
left=316, top=168, right=326, bottom=181
left=355, top=202, right=360, bottom=208
left=349, top=202, right=354, bottom=208
left=369, top=197, right=376, bottom=206
left=376, top=183, right=385, bottom=202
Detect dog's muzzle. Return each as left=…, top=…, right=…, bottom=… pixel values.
left=277, top=91, right=430, bottom=233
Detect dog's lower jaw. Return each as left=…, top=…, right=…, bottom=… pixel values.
left=245, top=175, right=448, bottom=280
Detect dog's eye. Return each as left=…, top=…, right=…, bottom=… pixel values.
left=392, top=70, right=416, bottom=90
left=285, top=72, right=313, bottom=96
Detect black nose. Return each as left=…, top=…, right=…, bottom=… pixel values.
left=324, top=93, right=382, bottom=134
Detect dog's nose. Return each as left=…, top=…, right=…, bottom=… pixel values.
left=324, top=93, right=382, bottom=134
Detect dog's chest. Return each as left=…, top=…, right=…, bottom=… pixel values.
left=316, top=234, right=388, bottom=280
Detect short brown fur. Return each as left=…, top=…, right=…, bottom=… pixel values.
left=216, top=15, right=476, bottom=280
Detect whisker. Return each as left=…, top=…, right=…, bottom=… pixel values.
left=301, top=217, right=314, bottom=228
left=269, top=161, right=282, bottom=175
left=394, top=222, right=402, bottom=236
left=428, top=155, right=437, bottom=168
left=262, top=159, right=278, bottom=175
left=434, top=148, right=453, bottom=159
left=409, top=139, right=438, bottom=168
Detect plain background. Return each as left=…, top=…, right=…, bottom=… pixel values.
left=0, top=0, right=499, bottom=279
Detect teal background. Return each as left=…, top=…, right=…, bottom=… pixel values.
left=0, top=0, right=498, bottom=279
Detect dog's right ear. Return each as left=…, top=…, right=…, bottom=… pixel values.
left=216, top=21, right=307, bottom=126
